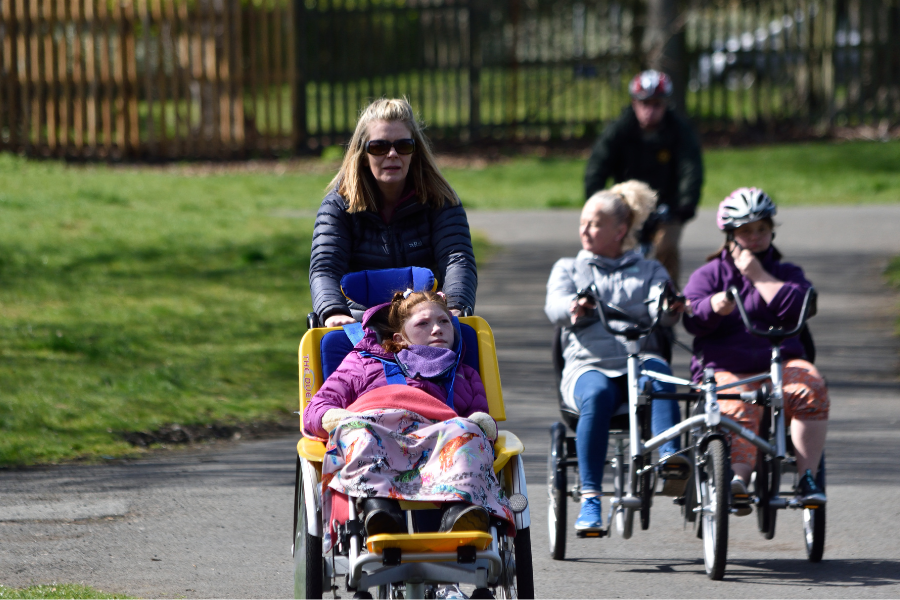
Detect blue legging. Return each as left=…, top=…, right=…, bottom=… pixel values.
left=573, top=358, right=681, bottom=494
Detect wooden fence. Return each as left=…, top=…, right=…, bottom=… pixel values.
left=1, top=0, right=898, bottom=159
left=0, top=0, right=295, bottom=159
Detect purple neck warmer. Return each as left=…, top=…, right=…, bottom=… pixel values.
left=396, top=344, right=458, bottom=380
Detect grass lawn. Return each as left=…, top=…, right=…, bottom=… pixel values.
left=0, top=584, right=128, bottom=599
left=444, top=139, right=900, bottom=209
left=1, top=139, right=898, bottom=467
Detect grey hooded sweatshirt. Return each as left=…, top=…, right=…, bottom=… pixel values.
left=545, top=249, right=676, bottom=410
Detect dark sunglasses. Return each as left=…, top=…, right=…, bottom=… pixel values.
left=365, top=138, right=415, bottom=156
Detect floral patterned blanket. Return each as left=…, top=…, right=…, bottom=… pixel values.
left=321, top=407, right=514, bottom=553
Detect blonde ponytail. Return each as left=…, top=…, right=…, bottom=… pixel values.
left=608, top=180, right=658, bottom=251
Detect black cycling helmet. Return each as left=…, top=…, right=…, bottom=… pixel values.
left=629, top=70, right=673, bottom=101
left=716, top=187, right=777, bottom=231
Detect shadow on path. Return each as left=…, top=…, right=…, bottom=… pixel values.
left=565, top=557, right=900, bottom=589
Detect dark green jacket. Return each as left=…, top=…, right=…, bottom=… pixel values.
left=584, top=106, right=704, bottom=222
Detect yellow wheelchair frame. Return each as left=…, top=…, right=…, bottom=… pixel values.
left=293, top=316, right=534, bottom=599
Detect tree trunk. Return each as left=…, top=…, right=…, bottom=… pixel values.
left=644, top=0, right=686, bottom=114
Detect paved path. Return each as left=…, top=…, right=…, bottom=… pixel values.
left=468, top=205, right=900, bottom=598
left=1, top=206, right=899, bottom=598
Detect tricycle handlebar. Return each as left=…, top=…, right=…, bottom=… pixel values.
left=577, top=280, right=680, bottom=342
left=726, top=285, right=817, bottom=341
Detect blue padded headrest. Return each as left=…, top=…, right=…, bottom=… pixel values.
left=320, top=324, right=480, bottom=382
left=340, top=267, right=437, bottom=308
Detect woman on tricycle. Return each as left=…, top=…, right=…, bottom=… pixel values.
left=544, top=181, right=686, bottom=532
left=682, top=187, right=828, bottom=509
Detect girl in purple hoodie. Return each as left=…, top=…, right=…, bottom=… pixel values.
left=304, top=290, right=511, bottom=541
left=682, top=188, right=828, bottom=510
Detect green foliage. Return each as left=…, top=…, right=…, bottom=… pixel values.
left=0, top=584, right=130, bottom=599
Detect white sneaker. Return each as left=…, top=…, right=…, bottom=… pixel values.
left=731, top=476, right=752, bottom=517
left=435, top=584, right=468, bottom=599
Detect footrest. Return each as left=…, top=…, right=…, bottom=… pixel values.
left=366, top=531, right=494, bottom=554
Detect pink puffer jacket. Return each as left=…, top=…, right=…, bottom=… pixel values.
left=303, top=325, right=489, bottom=439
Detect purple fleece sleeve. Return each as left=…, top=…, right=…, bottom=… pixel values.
left=682, top=261, right=726, bottom=336
left=303, top=352, right=371, bottom=438
left=764, top=263, right=812, bottom=323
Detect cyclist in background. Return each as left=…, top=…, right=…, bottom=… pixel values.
left=584, top=70, right=704, bottom=286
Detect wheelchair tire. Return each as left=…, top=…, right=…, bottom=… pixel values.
left=548, top=423, right=568, bottom=560
left=803, top=455, right=826, bottom=562
left=293, top=459, right=324, bottom=599
left=698, top=438, right=729, bottom=581
left=513, top=526, right=536, bottom=598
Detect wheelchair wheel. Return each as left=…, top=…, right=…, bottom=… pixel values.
left=698, top=438, right=729, bottom=581
left=514, top=526, right=536, bottom=598
left=293, top=458, right=324, bottom=599
left=803, top=455, right=826, bottom=562
left=548, top=423, right=567, bottom=560
left=496, top=526, right=535, bottom=598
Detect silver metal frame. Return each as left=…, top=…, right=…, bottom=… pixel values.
left=301, top=454, right=529, bottom=597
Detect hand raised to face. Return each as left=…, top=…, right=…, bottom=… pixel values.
left=729, top=241, right=767, bottom=282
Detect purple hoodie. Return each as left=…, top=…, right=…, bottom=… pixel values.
left=303, top=307, right=489, bottom=439
left=682, top=247, right=811, bottom=381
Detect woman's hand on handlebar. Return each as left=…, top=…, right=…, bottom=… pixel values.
left=325, top=313, right=358, bottom=328
left=662, top=295, right=687, bottom=314
left=569, top=296, right=596, bottom=324
left=710, top=291, right=736, bottom=316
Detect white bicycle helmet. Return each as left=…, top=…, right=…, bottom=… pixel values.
left=716, top=187, right=777, bottom=231
left=629, top=70, right=673, bottom=101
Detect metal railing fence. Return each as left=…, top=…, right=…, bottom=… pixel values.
left=1, top=0, right=897, bottom=159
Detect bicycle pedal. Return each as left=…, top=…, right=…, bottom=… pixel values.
left=576, top=529, right=607, bottom=538
left=659, top=466, right=690, bottom=480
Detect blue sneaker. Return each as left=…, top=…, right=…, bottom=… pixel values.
left=575, top=496, right=603, bottom=531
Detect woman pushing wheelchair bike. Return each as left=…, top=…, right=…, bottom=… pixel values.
left=682, top=187, right=828, bottom=511
left=544, top=181, right=687, bottom=533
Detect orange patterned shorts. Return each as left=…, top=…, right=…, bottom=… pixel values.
left=714, top=359, right=829, bottom=468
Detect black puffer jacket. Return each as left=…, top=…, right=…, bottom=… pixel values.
left=584, top=106, right=704, bottom=222
left=310, top=189, right=477, bottom=321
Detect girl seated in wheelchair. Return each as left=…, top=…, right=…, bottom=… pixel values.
left=682, top=187, right=828, bottom=511
left=544, top=180, right=686, bottom=533
left=303, top=290, right=513, bottom=550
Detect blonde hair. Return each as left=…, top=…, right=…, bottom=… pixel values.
left=585, top=180, right=658, bottom=251
left=381, top=290, right=452, bottom=353
left=327, top=98, right=460, bottom=213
